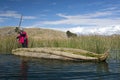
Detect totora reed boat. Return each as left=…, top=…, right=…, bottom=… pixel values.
left=12, top=47, right=109, bottom=62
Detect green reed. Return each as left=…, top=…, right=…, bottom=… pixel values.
left=29, top=35, right=112, bottom=54
left=0, top=35, right=18, bottom=54
left=1, top=34, right=120, bottom=54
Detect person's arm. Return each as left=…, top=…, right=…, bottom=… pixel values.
left=16, top=34, right=20, bottom=39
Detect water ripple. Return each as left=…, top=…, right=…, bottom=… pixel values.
left=0, top=54, right=120, bottom=80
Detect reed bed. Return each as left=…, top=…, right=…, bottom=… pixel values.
left=0, top=34, right=120, bottom=54
left=0, top=35, right=18, bottom=53
left=29, top=35, right=120, bottom=54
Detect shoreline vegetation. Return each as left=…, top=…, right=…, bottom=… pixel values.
left=0, top=27, right=120, bottom=54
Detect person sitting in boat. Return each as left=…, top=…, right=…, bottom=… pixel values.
left=17, top=28, right=28, bottom=48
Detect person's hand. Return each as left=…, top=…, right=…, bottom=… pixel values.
left=16, top=37, right=19, bottom=39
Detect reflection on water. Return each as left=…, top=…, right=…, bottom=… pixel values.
left=96, top=62, right=109, bottom=73
left=0, top=54, right=120, bottom=80
left=20, top=60, right=28, bottom=80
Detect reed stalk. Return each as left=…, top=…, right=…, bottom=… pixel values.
left=1, top=34, right=120, bottom=54
left=28, top=35, right=112, bottom=54
left=0, top=35, right=18, bottom=54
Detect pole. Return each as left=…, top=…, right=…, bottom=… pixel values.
left=15, top=15, right=23, bottom=33
left=18, top=15, right=23, bottom=28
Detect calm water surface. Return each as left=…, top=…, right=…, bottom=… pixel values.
left=0, top=52, right=120, bottom=80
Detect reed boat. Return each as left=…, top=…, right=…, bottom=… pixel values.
left=12, top=47, right=109, bottom=62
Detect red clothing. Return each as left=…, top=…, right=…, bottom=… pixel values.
left=17, top=31, right=28, bottom=47
left=17, top=34, right=24, bottom=44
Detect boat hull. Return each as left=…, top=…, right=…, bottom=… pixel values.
left=12, top=48, right=109, bottom=62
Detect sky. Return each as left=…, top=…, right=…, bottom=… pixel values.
left=0, top=0, right=120, bottom=35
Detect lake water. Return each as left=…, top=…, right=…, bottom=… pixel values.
left=0, top=52, right=120, bottom=80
